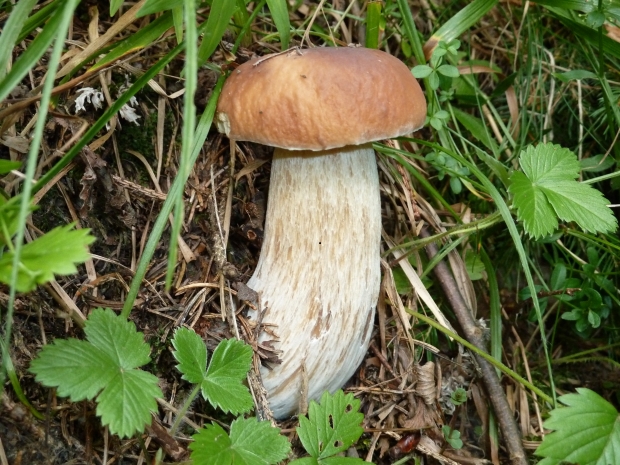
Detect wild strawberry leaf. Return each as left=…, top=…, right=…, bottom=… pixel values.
left=508, top=143, right=617, bottom=239
left=29, top=308, right=161, bottom=438
left=536, top=388, right=620, bottom=465
left=291, top=390, right=366, bottom=464
left=171, top=330, right=254, bottom=415
left=189, top=417, right=290, bottom=465
left=0, top=223, right=95, bottom=292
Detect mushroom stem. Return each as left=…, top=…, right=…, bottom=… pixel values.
left=248, top=144, right=381, bottom=419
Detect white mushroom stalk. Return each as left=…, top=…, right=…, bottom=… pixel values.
left=216, top=47, right=426, bottom=418
left=248, top=145, right=380, bottom=417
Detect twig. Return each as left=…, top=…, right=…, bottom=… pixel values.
left=419, top=227, right=528, bottom=465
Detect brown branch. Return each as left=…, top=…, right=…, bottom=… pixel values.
left=420, top=228, right=527, bottom=465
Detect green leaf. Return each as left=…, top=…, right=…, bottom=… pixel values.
left=0, top=2, right=69, bottom=103
left=535, top=388, right=620, bottom=465
left=412, top=65, right=433, bottom=78
left=508, top=143, right=617, bottom=239
left=465, top=250, right=485, bottom=280
left=452, top=107, right=500, bottom=154
left=110, top=0, right=123, bottom=16
left=171, top=332, right=254, bottom=415
left=365, top=1, right=382, bottom=49
left=171, top=327, right=208, bottom=384
left=30, top=308, right=162, bottom=438
left=296, top=390, right=365, bottom=463
left=0, top=0, right=38, bottom=82
left=197, top=0, right=238, bottom=65
left=137, top=0, right=183, bottom=16
left=425, top=0, right=497, bottom=57
left=0, top=224, right=95, bottom=292
left=580, top=154, right=615, bottom=172
left=556, top=69, right=598, bottom=82
left=437, top=64, right=460, bottom=78
left=0, top=160, right=21, bottom=174
left=91, top=14, right=174, bottom=72
left=189, top=417, right=291, bottom=465
left=266, top=0, right=290, bottom=50
left=442, top=425, right=464, bottom=449
left=202, top=338, right=254, bottom=415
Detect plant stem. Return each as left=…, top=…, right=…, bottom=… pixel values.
left=169, top=384, right=201, bottom=436
left=418, top=227, right=530, bottom=465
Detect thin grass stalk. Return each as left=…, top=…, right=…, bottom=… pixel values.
left=121, top=76, right=225, bottom=318
left=166, top=0, right=198, bottom=290
left=1, top=0, right=80, bottom=389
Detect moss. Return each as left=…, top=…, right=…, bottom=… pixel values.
left=116, top=110, right=159, bottom=161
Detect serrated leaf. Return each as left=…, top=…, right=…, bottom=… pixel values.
left=30, top=338, right=116, bottom=400
left=189, top=417, right=291, bottom=465
left=296, top=390, right=364, bottom=462
left=30, top=308, right=162, bottom=438
left=171, top=327, right=207, bottom=384
left=535, top=388, right=620, bottom=465
left=202, top=338, right=254, bottom=415
left=0, top=223, right=95, bottom=292
left=509, top=171, right=558, bottom=238
left=508, top=143, right=617, bottom=238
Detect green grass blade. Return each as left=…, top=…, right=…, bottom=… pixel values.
left=396, top=0, right=425, bottom=64
left=452, top=107, right=499, bottom=154
left=172, top=6, right=184, bottom=42
left=17, top=0, right=59, bottom=43
left=365, top=1, right=382, bottom=49
left=197, top=0, right=238, bottom=65
left=110, top=0, right=123, bottom=16
left=166, top=0, right=198, bottom=290
left=0, top=5, right=65, bottom=103
left=89, top=13, right=174, bottom=72
left=232, top=0, right=252, bottom=48
left=266, top=0, right=290, bottom=50
left=532, top=0, right=595, bottom=12
left=480, top=248, right=501, bottom=374
left=136, top=0, right=183, bottom=16
left=425, top=0, right=497, bottom=58
left=121, top=75, right=225, bottom=318
left=0, top=0, right=38, bottom=82
left=2, top=0, right=80, bottom=392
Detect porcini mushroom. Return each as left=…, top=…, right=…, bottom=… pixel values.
left=216, top=47, right=426, bottom=418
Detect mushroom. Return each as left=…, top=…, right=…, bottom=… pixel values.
left=216, top=47, right=426, bottom=418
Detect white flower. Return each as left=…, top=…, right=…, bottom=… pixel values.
left=75, top=87, right=104, bottom=113
left=119, top=104, right=141, bottom=125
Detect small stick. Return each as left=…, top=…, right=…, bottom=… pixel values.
left=419, top=227, right=528, bottom=465
left=252, top=47, right=303, bottom=67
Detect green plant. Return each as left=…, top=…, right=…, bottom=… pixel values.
left=290, top=390, right=367, bottom=465
left=172, top=327, right=254, bottom=415
left=442, top=425, right=463, bottom=450
left=190, top=417, right=291, bottom=464
left=412, top=39, right=461, bottom=91
left=29, top=308, right=162, bottom=438
left=535, top=388, right=620, bottom=465
left=508, top=143, right=617, bottom=239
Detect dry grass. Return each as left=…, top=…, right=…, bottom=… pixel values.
left=2, top=1, right=620, bottom=464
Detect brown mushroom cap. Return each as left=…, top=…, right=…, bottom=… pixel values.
left=216, top=47, right=427, bottom=151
